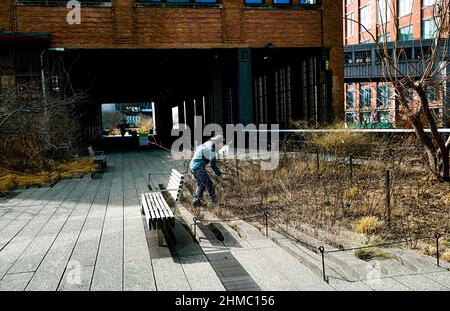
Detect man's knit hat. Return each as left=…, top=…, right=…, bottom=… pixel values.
left=210, top=134, right=225, bottom=143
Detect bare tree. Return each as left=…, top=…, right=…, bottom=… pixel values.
left=346, top=0, right=450, bottom=181
left=0, top=78, right=86, bottom=154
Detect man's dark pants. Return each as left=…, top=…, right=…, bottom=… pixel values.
left=192, top=168, right=217, bottom=205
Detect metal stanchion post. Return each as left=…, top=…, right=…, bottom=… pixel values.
left=316, top=149, right=320, bottom=173
left=319, top=246, right=328, bottom=283
left=385, top=170, right=391, bottom=224
left=265, top=211, right=269, bottom=238
left=193, top=217, right=197, bottom=239
left=436, top=233, right=441, bottom=267
left=349, top=153, right=353, bottom=180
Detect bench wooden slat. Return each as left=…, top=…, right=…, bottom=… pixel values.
left=154, top=193, right=171, bottom=220
left=144, top=194, right=157, bottom=230
left=171, top=169, right=184, bottom=180
left=158, top=193, right=174, bottom=218
left=147, top=194, right=162, bottom=230
left=142, top=194, right=155, bottom=230
left=148, top=194, right=165, bottom=229
left=141, top=169, right=184, bottom=231
left=157, top=194, right=172, bottom=221
left=151, top=193, right=171, bottom=229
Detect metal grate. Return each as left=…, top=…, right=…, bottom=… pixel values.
left=206, top=252, right=261, bottom=291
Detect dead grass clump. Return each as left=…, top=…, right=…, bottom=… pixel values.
left=138, top=115, right=154, bottom=135
left=354, top=248, right=394, bottom=261
left=0, top=174, right=18, bottom=192
left=227, top=221, right=239, bottom=230
left=56, top=158, right=97, bottom=178
left=343, top=187, right=359, bottom=200
left=421, top=244, right=438, bottom=256
left=265, top=195, right=280, bottom=204
left=441, top=250, right=450, bottom=262
left=354, top=216, right=384, bottom=235
left=250, top=221, right=264, bottom=230
left=0, top=158, right=98, bottom=193
left=309, top=123, right=374, bottom=157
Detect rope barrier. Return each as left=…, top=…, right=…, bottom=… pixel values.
left=194, top=212, right=265, bottom=224
left=323, top=236, right=434, bottom=254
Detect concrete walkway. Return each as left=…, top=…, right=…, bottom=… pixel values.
left=0, top=150, right=223, bottom=291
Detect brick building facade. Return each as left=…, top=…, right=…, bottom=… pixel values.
left=343, top=0, right=449, bottom=128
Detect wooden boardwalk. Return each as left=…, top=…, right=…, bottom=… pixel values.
left=0, top=150, right=223, bottom=291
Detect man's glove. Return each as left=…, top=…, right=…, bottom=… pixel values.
left=220, top=174, right=226, bottom=180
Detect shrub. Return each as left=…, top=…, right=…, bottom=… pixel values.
left=265, top=195, right=280, bottom=204
left=310, top=123, right=374, bottom=157
left=109, top=128, right=121, bottom=136
left=354, top=216, right=384, bottom=235
left=138, top=115, right=154, bottom=135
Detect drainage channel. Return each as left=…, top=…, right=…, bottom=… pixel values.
left=205, top=250, right=261, bottom=291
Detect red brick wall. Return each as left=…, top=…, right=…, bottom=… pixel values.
left=0, top=0, right=13, bottom=31
left=2, top=0, right=337, bottom=49
left=323, top=0, right=344, bottom=119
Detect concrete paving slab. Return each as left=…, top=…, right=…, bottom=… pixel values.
left=0, top=272, right=34, bottom=291
left=58, top=265, right=95, bottom=291
left=179, top=255, right=225, bottom=291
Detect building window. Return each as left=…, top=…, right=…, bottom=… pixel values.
left=346, top=112, right=355, bottom=123
left=399, top=25, right=413, bottom=41
left=422, top=19, right=436, bottom=39
left=397, top=47, right=412, bottom=62
left=360, top=6, right=371, bottom=32
left=254, top=75, right=268, bottom=124
left=361, top=111, right=372, bottom=124
left=346, top=90, right=355, bottom=108
left=273, top=0, right=292, bottom=4
left=376, top=48, right=392, bottom=63
left=377, top=32, right=391, bottom=42
left=377, top=83, right=391, bottom=106
left=346, top=13, right=355, bottom=38
left=379, top=111, right=391, bottom=124
left=426, top=88, right=438, bottom=102
left=377, top=0, right=390, bottom=24
left=360, top=86, right=372, bottom=107
left=399, top=0, right=413, bottom=17
left=414, top=46, right=432, bottom=60
left=355, top=51, right=371, bottom=63
left=423, top=0, right=435, bottom=7
left=344, top=52, right=353, bottom=64
left=274, top=66, right=292, bottom=126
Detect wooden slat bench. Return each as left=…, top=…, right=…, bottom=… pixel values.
left=87, top=146, right=107, bottom=169
left=140, top=169, right=185, bottom=231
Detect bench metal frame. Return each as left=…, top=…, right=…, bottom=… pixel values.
left=87, top=146, right=107, bottom=169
